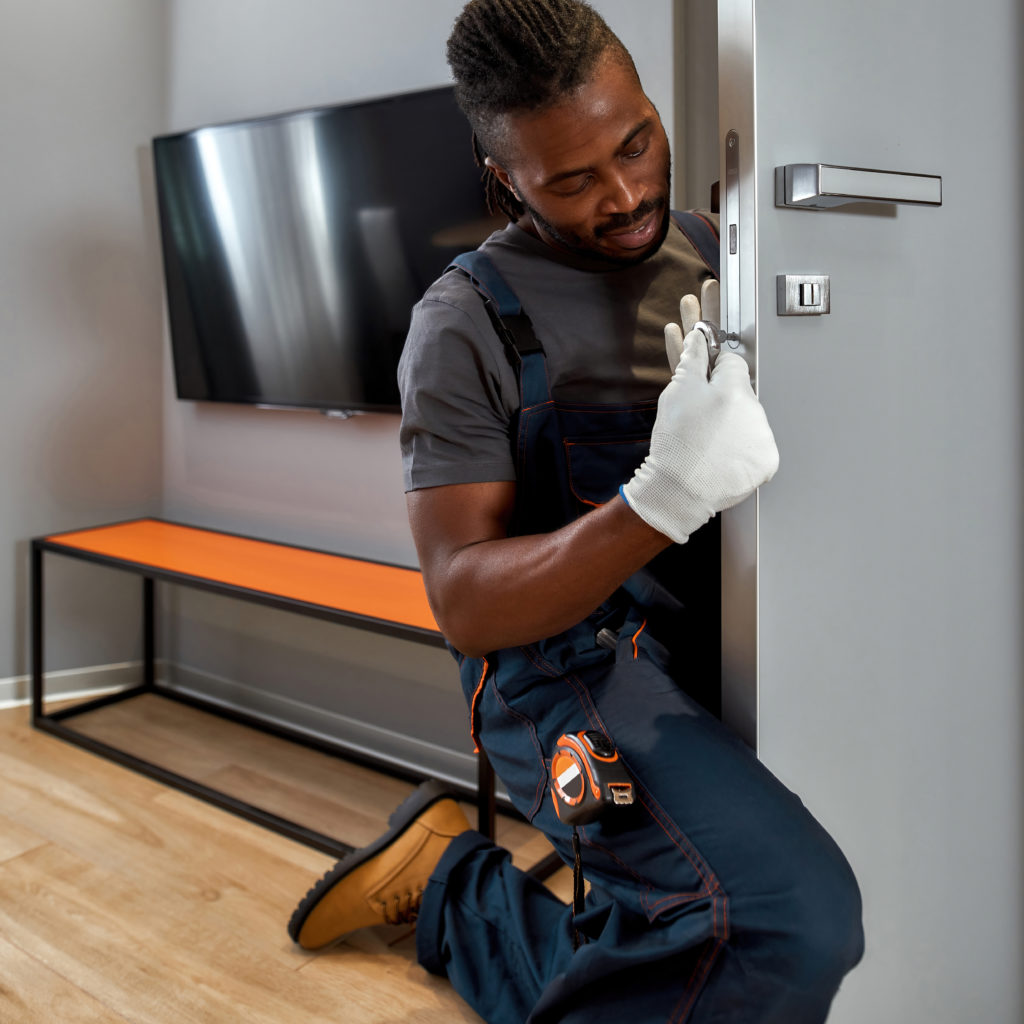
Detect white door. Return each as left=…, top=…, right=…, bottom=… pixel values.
left=717, top=2, right=1023, bottom=1021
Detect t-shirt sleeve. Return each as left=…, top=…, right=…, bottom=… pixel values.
left=398, top=288, right=519, bottom=493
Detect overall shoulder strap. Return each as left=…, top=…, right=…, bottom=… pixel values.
left=447, top=252, right=543, bottom=363
left=446, top=251, right=548, bottom=408
left=670, top=210, right=720, bottom=280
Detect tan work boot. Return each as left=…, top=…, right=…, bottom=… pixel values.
left=288, top=780, right=472, bottom=950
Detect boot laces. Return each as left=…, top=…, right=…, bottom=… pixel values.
left=380, top=888, right=424, bottom=926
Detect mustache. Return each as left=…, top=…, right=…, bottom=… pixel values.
left=595, top=195, right=667, bottom=236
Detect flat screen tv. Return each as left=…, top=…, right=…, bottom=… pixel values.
left=152, top=85, right=498, bottom=414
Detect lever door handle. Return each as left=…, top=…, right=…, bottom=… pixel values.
left=775, top=163, right=942, bottom=210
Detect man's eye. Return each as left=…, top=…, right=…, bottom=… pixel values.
left=556, top=176, right=592, bottom=196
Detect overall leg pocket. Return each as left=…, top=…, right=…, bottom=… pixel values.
left=474, top=671, right=553, bottom=824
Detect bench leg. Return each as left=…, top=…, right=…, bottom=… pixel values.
left=31, top=542, right=44, bottom=724
left=476, top=748, right=496, bottom=839
left=143, top=576, right=155, bottom=689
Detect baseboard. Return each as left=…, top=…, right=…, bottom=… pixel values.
left=4, top=660, right=483, bottom=794
left=0, top=662, right=141, bottom=710
left=163, top=663, right=479, bottom=791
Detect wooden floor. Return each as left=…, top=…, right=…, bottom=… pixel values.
left=0, top=696, right=570, bottom=1023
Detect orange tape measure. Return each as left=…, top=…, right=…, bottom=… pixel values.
left=550, top=730, right=634, bottom=826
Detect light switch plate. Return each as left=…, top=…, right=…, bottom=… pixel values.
left=777, top=274, right=831, bottom=315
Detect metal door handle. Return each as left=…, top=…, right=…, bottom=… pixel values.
left=775, top=163, right=942, bottom=210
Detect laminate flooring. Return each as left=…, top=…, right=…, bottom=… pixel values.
left=0, top=697, right=570, bottom=1023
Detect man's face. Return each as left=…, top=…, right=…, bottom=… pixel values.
left=487, top=52, right=672, bottom=267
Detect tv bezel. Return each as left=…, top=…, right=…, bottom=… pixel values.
left=151, top=84, right=493, bottom=417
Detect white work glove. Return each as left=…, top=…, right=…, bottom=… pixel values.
left=620, top=282, right=779, bottom=544
left=671, top=278, right=720, bottom=366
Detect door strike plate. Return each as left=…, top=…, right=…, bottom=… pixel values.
left=777, top=274, right=830, bottom=316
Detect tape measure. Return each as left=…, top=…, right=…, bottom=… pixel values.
left=550, top=730, right=634, bottom=826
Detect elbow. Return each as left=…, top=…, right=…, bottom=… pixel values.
left=431, top=604, right=491, bottom=660
left=426, top=582, right=495, bottom=659
left=421, top=551, right=510, bottom=658
left=450, top=638, right=490, bottom=660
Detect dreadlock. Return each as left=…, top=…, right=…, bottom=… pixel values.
left=447, top=0, right=634, bottom=220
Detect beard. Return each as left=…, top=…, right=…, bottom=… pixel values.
left=522, top=194, right=672, bottom=268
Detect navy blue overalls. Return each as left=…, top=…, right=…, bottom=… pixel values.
left=415, top=214, right=864, bottom=1024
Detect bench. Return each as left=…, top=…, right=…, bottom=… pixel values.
left=30, top=518, right=500, bottom=859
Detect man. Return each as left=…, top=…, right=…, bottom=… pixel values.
left=288, top=2, right=864, bottom=1021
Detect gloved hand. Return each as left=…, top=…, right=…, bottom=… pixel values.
left=620, top=284, right=779, bottom=544
left=668, top=278, right=720, bottom=369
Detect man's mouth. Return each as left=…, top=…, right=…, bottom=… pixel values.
left=601, top=208, right=663, bottom=250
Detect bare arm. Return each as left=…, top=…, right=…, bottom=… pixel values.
left=407, top=481, right=671, bottom=658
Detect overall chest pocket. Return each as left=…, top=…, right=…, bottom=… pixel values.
left=564, top=433, right=651, bottom=508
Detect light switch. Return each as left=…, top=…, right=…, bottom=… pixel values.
left=777, top=274, right=831, bottom=316
left=800, top=282, right=821, bottom=306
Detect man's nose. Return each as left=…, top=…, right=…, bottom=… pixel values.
left=597, top=168, right=644, bottom=217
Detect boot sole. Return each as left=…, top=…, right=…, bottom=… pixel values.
left=287, top=779, right=458, bottom=945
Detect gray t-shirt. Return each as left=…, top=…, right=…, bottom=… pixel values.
left=399, top=215, right=718, bottom=493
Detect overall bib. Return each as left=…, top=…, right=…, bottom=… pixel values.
left=415, top=222, right=864, bottom=1024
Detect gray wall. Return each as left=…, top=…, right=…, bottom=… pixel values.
left=1, top=0, right=166, bottom=692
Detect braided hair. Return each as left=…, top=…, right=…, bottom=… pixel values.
left=446, top=0, right=634, bottom=220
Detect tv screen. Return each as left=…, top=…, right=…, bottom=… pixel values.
left=153, top=86, right=499, bottom=414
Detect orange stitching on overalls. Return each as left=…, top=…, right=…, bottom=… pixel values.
left=642, top=890, right=708, bottom=917
left=563, top=672, right=722, bottom=897
left=515, top=405, right=553, bottom=497
left=521, top=644, right=563, bottom=679
left=669, top=938, right=725, bottom=1023
left=488, top=672, right=548, bottom=817
left=517, top=352, right=554, bottom=412
left=519, top=398, right=554, bottom=415
left=469, top=659, right=488, bottom=753
left=564, top=435, right=652, bottom=443
left=634, top=787, right=717, bottom=894
left=690, top=209, right=720, bottom=241
left=520, top=649, right=602, bottom=739
left=563, top=437, right=650, bottom=508
left=547, top=399, right=659, bottom=415
left=578, top=826, right=655, bottom=895
left=561, top=675, right=724, bottom=931
left=519, top=652, right=602, bottom=736
left=580, top=831, right=709, bottom=925
left=631, top=619, right=647, bottom=659
left=560, top=671, right=607, bottom=732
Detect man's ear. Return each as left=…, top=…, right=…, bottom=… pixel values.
left=484, top=156, right=518, bottom=198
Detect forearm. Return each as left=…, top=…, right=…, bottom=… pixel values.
left=424, top=496, right=671, bottom=657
